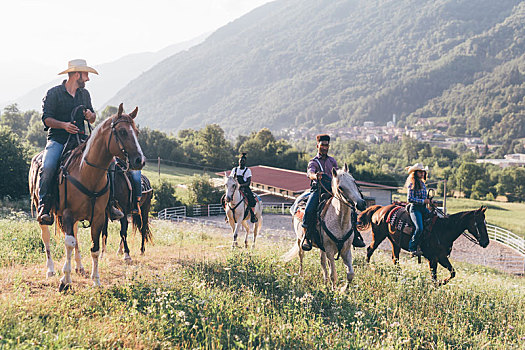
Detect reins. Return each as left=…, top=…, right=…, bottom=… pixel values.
left=318, top=176, right=362, bottom=259
left=62, top=114, right=135, bottom=228
left=227, top=184, right=246, bottom=224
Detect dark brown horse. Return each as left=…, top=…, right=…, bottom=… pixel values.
left=101, top=170, right=153, bottom=261
left=29, top=103, right=145, bottom=291
left=358, top=204, right=489, bottom=285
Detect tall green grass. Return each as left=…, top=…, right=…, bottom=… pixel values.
left=0, top=219, right=523, bottom=349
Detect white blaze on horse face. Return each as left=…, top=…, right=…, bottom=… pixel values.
left=225, top=176, right=237, bottom=202
left=129, top=124, right=145, bottom=161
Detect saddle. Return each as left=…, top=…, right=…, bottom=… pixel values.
left=293, top=194, right=330, bottom=251
left=222, top=192, right=260, bottom=223
left=386, top=205, right=438, bottom=241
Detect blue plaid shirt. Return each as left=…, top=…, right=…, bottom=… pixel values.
left=407, top=181, right=427, bottom=205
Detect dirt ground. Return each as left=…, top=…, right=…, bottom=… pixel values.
left=194, top=213, right=525, bottom=275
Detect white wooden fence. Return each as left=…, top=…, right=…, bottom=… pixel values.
left=486, top=224, right=525, bottom=256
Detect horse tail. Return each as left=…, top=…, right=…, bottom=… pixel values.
left=358, top=205, right=382, bottom=230
left=282, top=243, right=300, bottom=262
left=133, top=191, right=153, bottom=252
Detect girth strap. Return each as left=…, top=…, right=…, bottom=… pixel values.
left=320, top=219, right=354, bottom=260
left=63, top=172, right=110, bottom=228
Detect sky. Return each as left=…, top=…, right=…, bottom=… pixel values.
left=0, top=0, right=272, bottom=104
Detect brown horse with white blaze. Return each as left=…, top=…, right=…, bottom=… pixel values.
left=29, top=103, right=145, bottom=291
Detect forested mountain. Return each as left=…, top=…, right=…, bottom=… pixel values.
left=108, top=0, right=525, bottom=142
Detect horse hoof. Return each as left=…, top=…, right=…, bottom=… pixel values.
left=340, top=285, right=349, bottom=293
left=124, top=256, right=132, bottom=264
left=58, top=283, right=70, bottom=293
left=47, top=271, right=55, bottom=278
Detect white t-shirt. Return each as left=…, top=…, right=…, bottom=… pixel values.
left=231, top=167, right=252, bottom=182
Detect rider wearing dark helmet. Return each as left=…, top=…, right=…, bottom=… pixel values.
left=231, top=153, right=258, bottom=223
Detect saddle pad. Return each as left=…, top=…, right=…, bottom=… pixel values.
left=387, top=206, right=413, bottom=234
left=141, top=174, right=152, bottom=193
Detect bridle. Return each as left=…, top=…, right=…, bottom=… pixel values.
left=319, top=175, right=362, bottom=210
left=84, top=115, right=135, bottom=171
left=462, top=214, right=485, bottom=245
left=225, top=178, right=245, bottom=223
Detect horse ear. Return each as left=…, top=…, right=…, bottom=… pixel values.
left=332, top=167, right=337, bottom=178
left=118, top=103, right=124, bottom=116
left=129, top=107, right=138, bottom=119
left=344, top=163, right=349, bottom=172
left=482, top=206, right=487, bottom=213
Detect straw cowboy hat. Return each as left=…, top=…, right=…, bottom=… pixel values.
left=405, top=163, right=429, bottom=174
left=58, top=59, right=98, bottom=75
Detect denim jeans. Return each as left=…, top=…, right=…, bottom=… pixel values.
left=39, top=140, right=64, bottom=203
left=409, top=204, right=429, bottom=251
left=302, top=189, right=319, bottom=228
left=130, top=170, right=142, bottom=199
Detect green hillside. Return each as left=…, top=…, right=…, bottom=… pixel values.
left=109, top=0, right=525, bottom=142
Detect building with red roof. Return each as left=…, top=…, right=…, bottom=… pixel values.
left=220, top=165, right=397, bottom=205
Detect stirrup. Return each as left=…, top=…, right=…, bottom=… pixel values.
left=109, top=204, right=124, bottom=220
left=301, top=237, right=312, bottom=251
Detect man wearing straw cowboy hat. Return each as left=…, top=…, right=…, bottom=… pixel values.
left=404, top=162, right=432, bottom=256
left=37, top=59, right=123, bottom=224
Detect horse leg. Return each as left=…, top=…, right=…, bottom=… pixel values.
left=340, top=246, right=354, bottom=293
left=40, top=224, right=55, bottom=278
left=73, top=223, right=86, bottom=276
left=428, top=258, right=439, bottom=285
left=391, top=244, right=401, bottom=265
left=90, top=221, right=105, bottom=287
left=438, top=256, right=456, bottom=286
left=320, top=251, right=328, bottom=284
left=252, top=215, right=262, bottom=249
left=366, top=226, right=386, bottom=263
left=100, top=213, right=108, bottom=259
left=242, top=220, right=250, bottom=248
left=298, top=239, right=304, bottom=275
left=232, top=221, right=242, bottom=248
left=327, top=250, right=337, bottom=290
left=59, top=209, right=76, bottom=292
left=120, top=217, right=131, bottom=263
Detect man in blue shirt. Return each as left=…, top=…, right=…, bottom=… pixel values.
left=301, top=134, right=366, bottom=251
left=37, top=59, right=123, bottom=224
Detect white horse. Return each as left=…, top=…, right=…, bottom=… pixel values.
left=283, top=164, right=366, bottom=291
left=224, top=175, right=263, bottom=248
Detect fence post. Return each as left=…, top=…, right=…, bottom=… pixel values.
left=158, top=157, right=161, bottom=178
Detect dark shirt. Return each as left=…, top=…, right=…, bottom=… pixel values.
left=41, top=80, right=94, bottom=144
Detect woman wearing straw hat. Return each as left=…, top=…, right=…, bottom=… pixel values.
left=405, top=163, right=431, bottom=256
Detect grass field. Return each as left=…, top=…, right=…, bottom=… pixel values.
left=0, top=214, right=524, bottom=349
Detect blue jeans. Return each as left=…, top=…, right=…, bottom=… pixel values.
left=130, top=170, right=141, bottom=199
left=39, top=140, right=64, bottom=203
left=409, top=204, right=430, bottom=251
left=302, top=189, right=319, bottom=228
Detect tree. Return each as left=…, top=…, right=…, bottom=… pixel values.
left=187, top=174, right=223, bottom=205
left=26, top=112, right=47, bottom=148
left=0, top=126, right=30, bottom=198
left=151, top=180, right=182, bottom=214
left=0, top=104, right=28, bottom=138
left=196, top=124, right=233, bottom=169
left=455, top=163, right=486, bottom=198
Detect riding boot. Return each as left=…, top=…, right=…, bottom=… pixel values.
left=37, top=196, right=54, bottom=225
left=352, top=230, right=366, bottom=248
left=301, top=226, right=313, bottom=251
left=108, top=162, right=124, bottom=220
left=250, top=207, right=258, bottom=223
